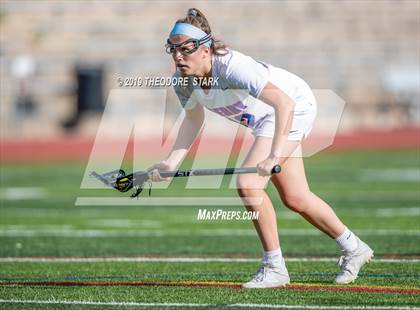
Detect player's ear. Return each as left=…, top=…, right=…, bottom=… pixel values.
left=202, top=47, right=210, bottom=58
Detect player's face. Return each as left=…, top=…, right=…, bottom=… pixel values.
left=168, top=34, right=210, bottom=76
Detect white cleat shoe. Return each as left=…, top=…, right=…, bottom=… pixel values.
left=242, top=259, right=290, bottom=289
left=335, top=238, right=374, bottom=285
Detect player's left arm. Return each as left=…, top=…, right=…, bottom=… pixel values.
left=256, top=82, right=296, bottom=175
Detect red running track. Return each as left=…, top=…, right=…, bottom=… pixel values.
left=0, top=128, right=418, bottom=163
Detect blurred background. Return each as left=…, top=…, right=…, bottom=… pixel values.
left=0, top=1, right=419, bottom=152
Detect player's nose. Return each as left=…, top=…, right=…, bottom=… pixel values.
left=173, top=51, right=184, bottom=61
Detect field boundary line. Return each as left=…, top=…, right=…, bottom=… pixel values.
left=1, top=281, right=419, bottom=295
left=1, top=228, right=419, bottom=238
left=1, top=256, right=419, bottom=263
left=0, top=299, right=419, bottom=309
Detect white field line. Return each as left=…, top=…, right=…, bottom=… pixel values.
left=3, top=207, right=419, bottom=218
left=1, top=187, right=418, bottom=202
left=359, top=169, right=420, bottom=182
left=0, top=300, right=418, bottom=309
left=334, top=207, right=420, bottom=218
left=374, top=207, right=420, bottom=217
left=0, top=228, right=419, bottom=237
left=91, top=219, right=162, bottom=228
left=0, top=187, right=47, bottom=200
left=0, top=256, right=419, bottom=263
left=6, top=207, right=419, bottom=220
left=75, top=196, right=420, bottom=206
left=75, top=197, right=263, bottom=206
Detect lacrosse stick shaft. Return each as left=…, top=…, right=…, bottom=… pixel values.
left=137, top=165, right=281, bottom=179
left=90, top=171, right=112, bottom=185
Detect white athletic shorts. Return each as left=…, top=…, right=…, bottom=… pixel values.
left=252, top=69, right=318, bottom=141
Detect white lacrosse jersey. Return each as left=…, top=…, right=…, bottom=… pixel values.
left=173, top=49, right=314, bottom=130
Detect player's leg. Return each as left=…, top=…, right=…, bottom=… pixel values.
left=271, top=145, right=345, bottom=238
left=236, top=136, right=278, bottom=251
left=237, top=136, right=302, bottom=250
left=270, top=145, right=374, bottom=284
left=238, top=136, right=301, bottom=288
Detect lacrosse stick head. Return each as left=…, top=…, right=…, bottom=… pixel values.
left=123, top=171, right=150, bottom=198
left=90, top=169, right=152, bottom=198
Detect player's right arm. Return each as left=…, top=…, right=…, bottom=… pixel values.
left=148, top=103, right=205, bottom=181
left=166, top=103, right=205, bottom=168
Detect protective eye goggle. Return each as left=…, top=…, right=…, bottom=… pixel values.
left=165, top=33, right=212, bottom=55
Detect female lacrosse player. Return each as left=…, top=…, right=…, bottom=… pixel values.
left=148, top=8, right=373, bottom=288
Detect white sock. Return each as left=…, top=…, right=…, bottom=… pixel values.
left=263, top=248, right=283, bottom=265
left=335, top=227, right=358, bottom=252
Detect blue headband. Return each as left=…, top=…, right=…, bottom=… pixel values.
left=169, top=22, right=212, bottom=48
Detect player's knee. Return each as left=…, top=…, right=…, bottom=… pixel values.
left=236, top=176, right=259, bottom=196
left=282, top=192, right=308, bottom=213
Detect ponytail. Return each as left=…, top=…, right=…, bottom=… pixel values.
left=177, top=8, right=228, bottom=56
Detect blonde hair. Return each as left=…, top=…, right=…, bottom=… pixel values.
left=177, top=8, right=228, bottom=56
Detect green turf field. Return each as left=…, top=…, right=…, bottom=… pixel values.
left=0, top=150, right=419, bottom=309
